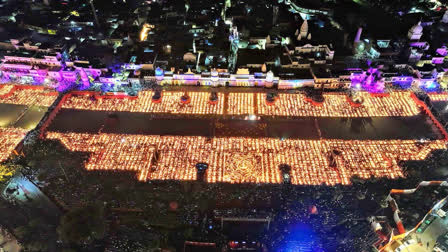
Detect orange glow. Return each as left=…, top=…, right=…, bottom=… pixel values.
left=63, top=91, right=225, bottom=115
left=61, top=91, right=423, bottom=117
left=46, top=132, right=447, bottom=185
left=257, top=92, right=421, bottom=117
left=0, top=85, right=15, bottom=96
left=428, top=93, right=448, bottom=101
left=0, top=128, right=27, bottom=162
left=140, top=23, right=154, bottom=42
left=0, top=85, right=57, bottom=106
left=228, top=93, right=255, bottom=115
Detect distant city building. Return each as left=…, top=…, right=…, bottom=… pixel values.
left=408, top=22, right=424, bottom=41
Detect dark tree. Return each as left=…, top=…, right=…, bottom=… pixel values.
left=57, top=202, right=107, bottom=245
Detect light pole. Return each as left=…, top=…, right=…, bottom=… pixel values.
left=89, top=0, right=100, bottom=28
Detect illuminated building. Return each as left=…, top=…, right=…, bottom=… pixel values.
left=140, top=23, right=154, bottom=42
left=298, top=19, right=309, bottom=40
left=0, top=51, right=103, bottom=91
left=416, top=64, right=440, bottom=91
left=408, top=22, right=424, bottom=41
left=283, top=44, right=335, bottom=68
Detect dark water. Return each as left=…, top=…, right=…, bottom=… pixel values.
left=48, top=109, right=442, bottom=140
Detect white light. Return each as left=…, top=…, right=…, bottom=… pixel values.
left=248, top=115, right=257, bottom=120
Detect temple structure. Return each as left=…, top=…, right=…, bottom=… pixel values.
left=408, top=22, right=424, bottom=41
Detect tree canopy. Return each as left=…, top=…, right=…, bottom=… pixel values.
left=57, top=202, right=107, bottom=245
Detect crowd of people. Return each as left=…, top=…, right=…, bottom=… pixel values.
left=45, top=131, right=446, bottom=186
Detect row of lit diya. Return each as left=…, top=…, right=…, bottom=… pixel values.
left=151, top=91, right=220, bottom=105
left=45, top=132, right=447, bottom=185
left=157, top=91, right=420, bottom=116
left=256, top=92, right=421, bottom=117
left=0, top=128, right=28, bottom=162
left=61, top=90, right=423, bottom=117
left=63, top=91, right=225, bottom=114
left=0, top=84, right=15, bottom=96
left=151, top=91, right=290, bottom=106
left=0, top=87, right=57, bottom=107
left=428, top=92, right=448, bottom=102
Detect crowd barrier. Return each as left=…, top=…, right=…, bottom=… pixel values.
left=70, top=90, right=138, bottom=100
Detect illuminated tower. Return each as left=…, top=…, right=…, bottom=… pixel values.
left=228, top=26, right=239, bottom=72
left=300, top=19, right=308, bottom=39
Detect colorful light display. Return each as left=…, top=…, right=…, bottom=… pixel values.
left=46, top=132, right=447, bottom=185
